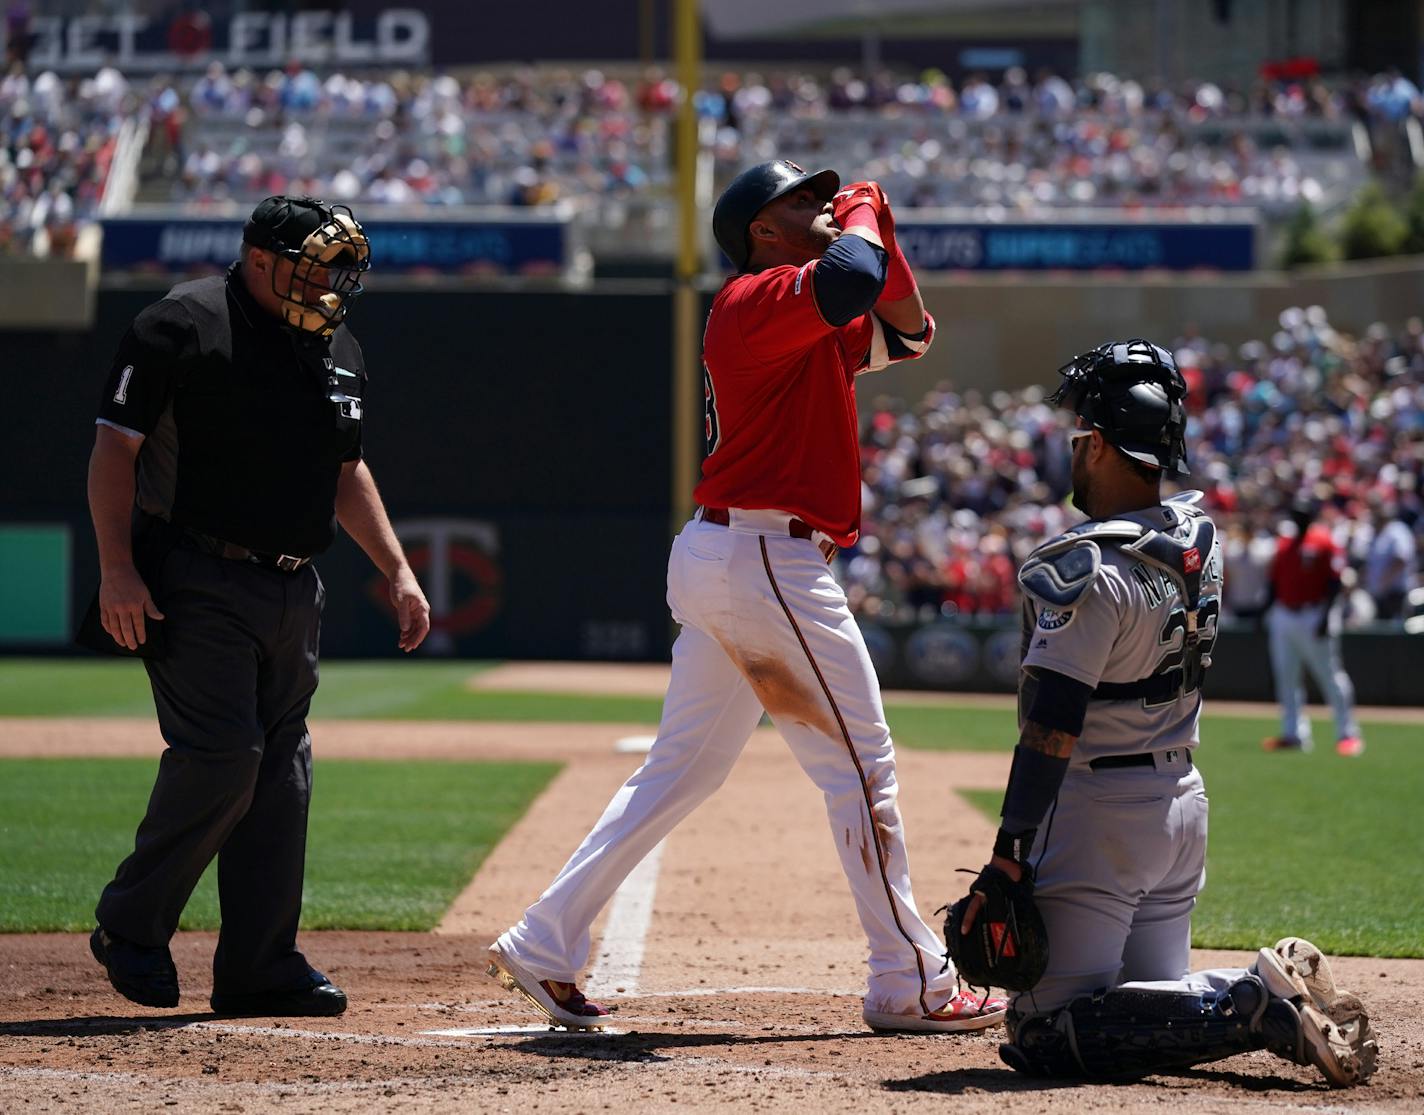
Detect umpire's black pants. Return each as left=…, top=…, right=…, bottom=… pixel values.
left=96, top=544, right=324, bottom=996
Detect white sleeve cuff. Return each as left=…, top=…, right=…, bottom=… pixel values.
left=96, top=418, right=145, bottom=440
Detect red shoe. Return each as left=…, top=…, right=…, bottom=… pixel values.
left=1336, top=737, right=1365, bottom=757
left=864, top=990, right=1009, bottom=1033
left=1262, top=736, right=1308, bottom=752
left=487, top=941, right=609, bottom=1030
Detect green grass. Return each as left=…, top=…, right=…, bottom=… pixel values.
left=953, top=719, right=1421, bottom=958
left=0, top=658, right=665, bottom=722
left=883, top=702, right=1017, bottom=750
left=0, top=758, right=559, bottom=932
left=2, top=658, right=1419, bottom=955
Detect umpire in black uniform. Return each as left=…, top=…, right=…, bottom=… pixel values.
left=85, top=195, right=430, bottom=1016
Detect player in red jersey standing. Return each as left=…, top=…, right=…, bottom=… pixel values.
left=1261, top=497, right=1364, bottom=756
left=487, top=160, right=1007, bottom=1035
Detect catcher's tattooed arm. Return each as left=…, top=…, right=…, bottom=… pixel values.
left=960, top=669, right=1090, bottom=931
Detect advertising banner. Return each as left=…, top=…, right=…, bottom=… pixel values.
left=895, top=219, right=1257, bottom=272
left=99, top=214, right=572, bottom=276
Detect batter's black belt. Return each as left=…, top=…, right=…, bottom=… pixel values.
left=179, top=528, right=311, bottom=572
left=699, top=506, right=838, bottom=563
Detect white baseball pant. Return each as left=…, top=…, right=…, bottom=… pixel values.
left=501, top=512, right=957, bottom=1015
left=1265, top=603, right=1359, bottom=744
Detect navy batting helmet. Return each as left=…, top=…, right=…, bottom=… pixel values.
left=1049, top=339, right=1190, bottom=475
left=713, top=160, right=840, bottom=271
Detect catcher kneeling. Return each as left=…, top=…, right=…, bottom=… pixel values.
left=943, top=340, right=1377, bottom=1088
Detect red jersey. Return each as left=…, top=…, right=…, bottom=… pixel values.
left=694, top=260, right=933, bottom=547
left=1270, top=525, right=1343, bottom=608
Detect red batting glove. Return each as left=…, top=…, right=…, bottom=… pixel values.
left=834, top=181, right=916, bottom=301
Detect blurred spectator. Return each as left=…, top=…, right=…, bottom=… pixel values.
left=1221, top=516, right=1276, bottom=621
left=1363, top=501, right=1418, bottom=619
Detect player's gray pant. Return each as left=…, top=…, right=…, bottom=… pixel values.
left=96, top=546, right=323, bottom=996
left=1266, top=603, right=1359, bottom=744
left=1014, top=755, right=1210, bottom=1018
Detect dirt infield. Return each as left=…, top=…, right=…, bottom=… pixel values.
left=3, top=700, right=1422, bottom=1112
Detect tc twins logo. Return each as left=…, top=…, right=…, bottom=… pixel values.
left=367, top=519, right=502, bottom=655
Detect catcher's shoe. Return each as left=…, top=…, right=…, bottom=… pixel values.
left=1254, top=938, right=1378, bottom=1087
left=1254, top=937, right=1340, bottom=1008
left=864, top=991, right=1008, bottom=1034
left=486, top=941, right=609, bottom=1031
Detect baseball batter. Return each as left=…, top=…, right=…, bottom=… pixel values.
left=948, top=341, right=1377, bottom=1086
left=487, top=160, right=1006, bottom=1034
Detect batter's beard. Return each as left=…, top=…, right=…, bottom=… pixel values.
left=790, top=216, right=838, bottom=259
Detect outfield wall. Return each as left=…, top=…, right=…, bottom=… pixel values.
left=856, top=620, right=1419, bottom=706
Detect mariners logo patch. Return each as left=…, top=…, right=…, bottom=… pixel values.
left=1037, top=607, right=1073, bottom=631
left=1183, top=547, right=1202, bottom=573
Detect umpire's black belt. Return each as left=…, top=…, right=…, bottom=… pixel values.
left=179, top=528, right=311, bottom=572
left=1089, top=749, right=1193, bottom=772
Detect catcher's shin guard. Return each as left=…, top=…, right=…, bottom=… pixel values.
left=1000, top=976, right=1296, bottom=1080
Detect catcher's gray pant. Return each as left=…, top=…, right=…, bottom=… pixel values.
left=95, top=546, right=322, bottom=996
left=1266, top=603, right=1359, bottom=744
left=501, top=513, right=959, bottom=1015
left=1013, top=755, right=1222, bottom=1019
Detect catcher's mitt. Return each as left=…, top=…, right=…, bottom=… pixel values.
left=943, top=864, right=1049, bottom=992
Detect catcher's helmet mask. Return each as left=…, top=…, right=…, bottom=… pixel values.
left=713, top=159, right=840, bottom=272
left=1050, top=338, right=1190, bottom=476
left=242, top=195, right=371, bottom=337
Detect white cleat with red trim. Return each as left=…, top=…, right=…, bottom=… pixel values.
left=486, top=941, right=610, bottom=1031
left=864, top=990, right=1009, bottom=1033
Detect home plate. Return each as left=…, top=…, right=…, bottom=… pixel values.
left=615, top=735, right=657, bottom=753
left=422, top=1025, right=625, bottom=1037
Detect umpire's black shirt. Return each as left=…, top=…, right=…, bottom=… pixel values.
left=97, top=264, right=367, bottom=557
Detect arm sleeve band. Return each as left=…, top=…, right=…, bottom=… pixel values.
left=1026, top=668, right=1093, bottom=736
left=1000, top=743, right=1071, bottom=835
left=813, top=233, right=887, bottom=326
left=882, top=316, right=932, bottom=361
left=879, top=239, right=916, bottom=302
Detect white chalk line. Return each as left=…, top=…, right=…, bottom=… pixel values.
left=412, top=987, right=862, bottom=1012
left=582, top=838, right=666, bottom=998
left=423, top=1024, right=627, bottom=1037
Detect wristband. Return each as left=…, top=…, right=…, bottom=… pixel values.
left=993, top=826, right=1037, bottom=865
left=880, top=242, right=916, bottom=302
left=838, top=202, right=880, bottom=236
left=1000, top=744, right=1070, bottom=834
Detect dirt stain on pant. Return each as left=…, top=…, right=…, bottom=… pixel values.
left=736, top=654, right=841, bottom=742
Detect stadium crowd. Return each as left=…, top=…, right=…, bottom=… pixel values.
left=156, top=62, right=1385, bottom=214
left=7, top=58, right=1423, bottom=254
left=0, top=62, right=132, bottom=256
left=846, top=307, right=1423, bottom=628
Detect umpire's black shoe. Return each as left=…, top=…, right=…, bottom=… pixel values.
left=210, top=969, right=347, bottom=1017
left=89, top=926, right=180, bottom=1008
